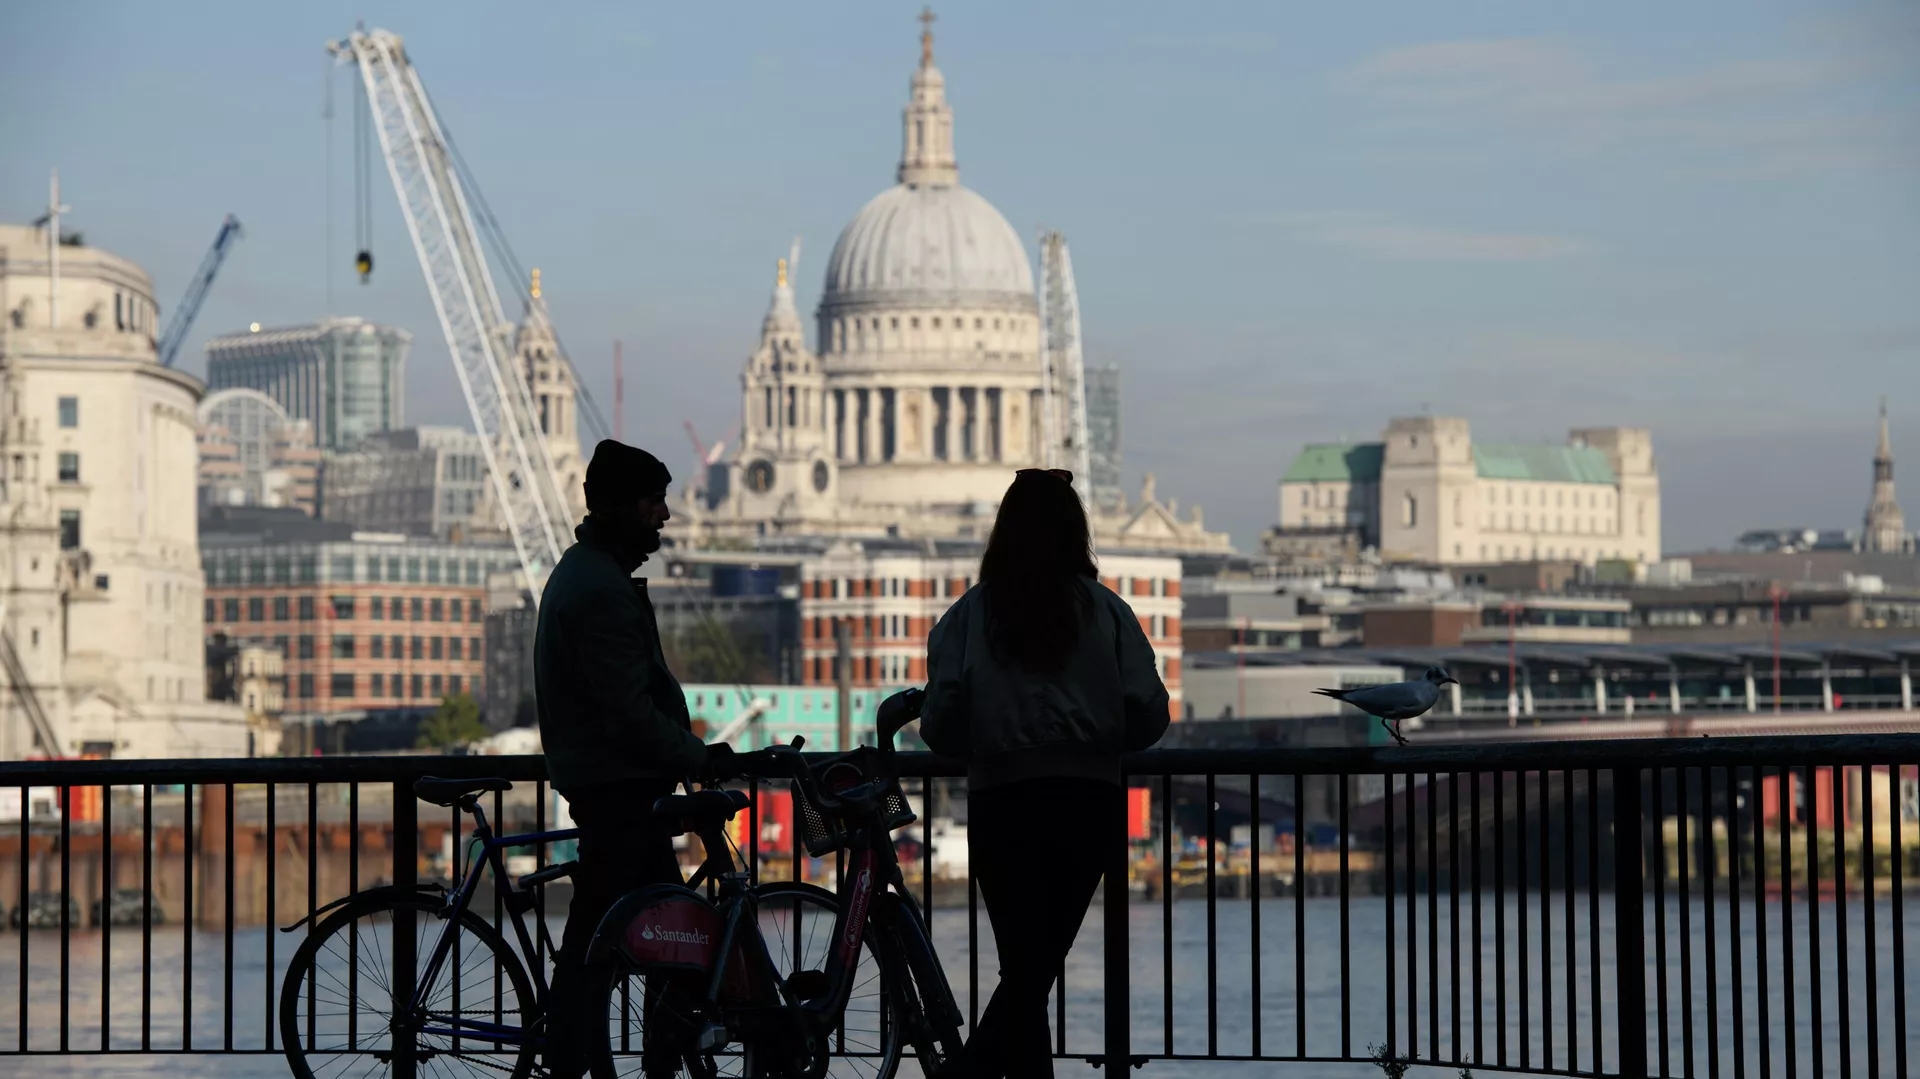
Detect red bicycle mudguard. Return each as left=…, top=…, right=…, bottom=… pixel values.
left=587, top=884, right=757, bottom=1000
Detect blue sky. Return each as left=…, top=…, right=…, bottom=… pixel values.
left=3, top=1, right=1917, bottom=551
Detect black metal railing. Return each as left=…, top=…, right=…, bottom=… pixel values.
left=1, top=735, right=1915, bottom=1077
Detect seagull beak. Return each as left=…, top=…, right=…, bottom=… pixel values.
left=1443, top=677, right=1459, bottom=686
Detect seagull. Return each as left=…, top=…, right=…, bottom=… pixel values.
left=1313, top=667, right=1459, bottom=747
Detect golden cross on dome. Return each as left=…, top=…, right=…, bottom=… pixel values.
left=919, top=6, right=936, bottom=64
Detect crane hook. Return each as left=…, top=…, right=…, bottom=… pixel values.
left=355, top=250, right=374, bottom=283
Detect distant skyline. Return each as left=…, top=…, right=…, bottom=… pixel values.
left=3, top=1, right=1917, bottom=552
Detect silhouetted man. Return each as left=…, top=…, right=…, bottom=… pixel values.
left=537, top=439, right=725, bottom=1078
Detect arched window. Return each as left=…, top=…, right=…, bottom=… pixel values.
left=1402, top=492, right=1417, bottom=528
left=1453, top=492, right=1463, bottom=526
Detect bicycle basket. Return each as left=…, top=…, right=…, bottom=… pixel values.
left=790, top=747, right=916, bottom=858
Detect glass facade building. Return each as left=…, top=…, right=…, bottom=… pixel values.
left=205, top=317, right=410, bottom=451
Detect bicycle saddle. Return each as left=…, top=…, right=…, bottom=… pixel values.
left=653, top=788, right=751, bottom=826
left=413, top=776, right=512, bottom=807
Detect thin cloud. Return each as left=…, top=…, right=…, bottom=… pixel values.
left=1340, top=34, right=1912, bottom=173
left=1237, top=210, right=1589, bottom=263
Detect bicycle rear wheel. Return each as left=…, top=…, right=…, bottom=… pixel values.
left=591, top=881, right=903, bottom=1079
left=280, top=893, right=537, bottom=1079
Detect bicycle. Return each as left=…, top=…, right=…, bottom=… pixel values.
left=278, top=777, right=582, bottom=1079
left=585, top=693, right=966, bottom=1079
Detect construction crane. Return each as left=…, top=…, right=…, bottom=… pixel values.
left=1036, top=229, right=1091, bottom=498
left=0, top=604, right=61, bottom=756
left=156, top=214, right=243, bottom=368
left=327, top=27, right=575, bottom=600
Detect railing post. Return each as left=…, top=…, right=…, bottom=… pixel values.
left=1611, top=767, right=1648, bottom=1079
left=1102, top=777, right=1131, bottom=1070
left=392, top=781, right=417, bottom=1079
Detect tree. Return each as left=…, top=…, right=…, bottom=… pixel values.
left=418, top=692, right=487, bottom=749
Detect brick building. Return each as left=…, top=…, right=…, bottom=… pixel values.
left=200, top=508, right=518, bottom=717
left=795, top=544, right=1183, bottom=718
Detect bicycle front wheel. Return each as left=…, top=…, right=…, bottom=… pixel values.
left=591, top=881, right=903, bottom=1079
left=280, top=893, right=538, bottom=1079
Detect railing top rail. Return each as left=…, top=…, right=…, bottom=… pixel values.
left=1, top=733, right=1914, bottom=785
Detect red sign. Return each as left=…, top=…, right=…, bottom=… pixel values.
left=1127, top=788, right=1152, bottom=841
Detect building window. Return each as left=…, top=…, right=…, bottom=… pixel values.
left=410, top=636, right=424, bottom=660
left=330, top=673, right=354, bottom=698
left=57, top=397, right=78, bottom=428
left=298, top=673, right=315, bottom=699
left=406, top=558, right=422, bottom=583
left=273, top=596, right=289, bottom=621
left=331, top=555, right=355, bottom=582
left=204, top=598, right=215, bottom=622
left=430, top=598, right=444, bottom=622
left=58, top=510, right=81, bottom=550
left=249, top=597, right=266, bottom=622
left=248, top=558, right=266, bottom=585
left=430, top=674, right=444, bottom=697
left=56, top=453, right=79, bottom=483
left=297, top=635, right=315, bottom=660
left=450, top=674, right=463, bottom=695
left=411, top=597, right=424, bottom=621
left=389, top=634, right=402, bottom=658
left=466, top=559, right=480, bottom=585
left=391, top=597, right=405, bottom=620
left=431, top=637, right=444, bottom=660
left=371, top=596, right=385, bottom=620
left=371, top=636, right=385, bottom=659
left=449, top=637, right=463, bottom=660
left=471, top=600, right=485, bottom=624
left=296, top=596, right=314, bottom=620
left=223, top=598, right=241, bottom=621
left=332, top=595, right=354, bottom=619
left=410, top=674, right=424, bottom=699
left=332, top=635, right=354, bottom=659
left=1401, top=493, right=1417, bottom=529
left=371, top=673, right=384, bottom=696
left=426, top=558, right=441, bottom=584
left=469, top=637, right=482, bottom=661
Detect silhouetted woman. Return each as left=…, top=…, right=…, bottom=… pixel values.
left=909, top=468, right=1170, bottom=1079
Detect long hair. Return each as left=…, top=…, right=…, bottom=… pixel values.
left=978, top=471, right=1098, bottom=672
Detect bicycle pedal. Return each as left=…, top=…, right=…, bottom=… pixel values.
left=697, top=1021, right=729, bottom=1051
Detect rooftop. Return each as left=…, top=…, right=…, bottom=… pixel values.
left=1280, top=440, right=1618, bottom=485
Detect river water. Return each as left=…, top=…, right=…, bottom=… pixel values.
left=1, top=893, right=1913, bottom=1078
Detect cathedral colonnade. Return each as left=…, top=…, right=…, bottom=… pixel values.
left=825, top=383, right=1041, bottom=466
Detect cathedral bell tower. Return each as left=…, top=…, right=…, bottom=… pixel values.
left=728, top=256, right=837, bottom=530
left=1863, top=399, right=1911, bottom=554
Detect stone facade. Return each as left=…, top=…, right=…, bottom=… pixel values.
left=0, top=220, right=247, bottom=758
left=1278, top=416, right=1661, bottom=567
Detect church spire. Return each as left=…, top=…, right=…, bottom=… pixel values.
left=1864, top=397, right=1910, bottom=554
left=898, top=7, right=958, bottom=187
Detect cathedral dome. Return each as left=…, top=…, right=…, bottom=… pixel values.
left=820, top=182, right=1033, bottom=312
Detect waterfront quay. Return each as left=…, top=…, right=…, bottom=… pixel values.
left=2, top=736, right=1916, bottom=1077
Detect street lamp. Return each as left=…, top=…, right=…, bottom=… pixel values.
left=1767, top=582, right=1785, bottom=713
left=1502, top=600, right=1524, bottom=726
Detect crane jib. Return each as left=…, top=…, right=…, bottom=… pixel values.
left=330, top=27, right=573, bottom=604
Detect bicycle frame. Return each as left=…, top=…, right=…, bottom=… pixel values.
left=405, top=797, right=580, bottom=1045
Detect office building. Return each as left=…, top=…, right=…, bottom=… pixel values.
left=1084, top=363, right=1122, bottom=511
left=321, top=426, right=493, bottom=539
left=198, top=387, right=321, bottom=514
left=1277, top=416, right=1661, bottom=567
left=0, top=216, right=248, bottom=759
left=200, top=508, right=518, bottom=717
left=205, top=317, right=409, bottom=451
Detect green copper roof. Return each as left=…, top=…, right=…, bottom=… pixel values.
left=1473, top=443, right=1617, bottom=484
left=1283, top=440, right=1617, bottom=485
left=1282, top=443, right=1384, bottom=483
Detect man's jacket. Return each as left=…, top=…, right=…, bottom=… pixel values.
left=534, top=520, right=706, bottom=795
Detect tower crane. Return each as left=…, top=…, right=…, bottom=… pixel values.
left=157, top=214, right=243, bottom=368
left=327, top=27, right=577, bottom=601
left=1036, top=229, right=1091, bottom=499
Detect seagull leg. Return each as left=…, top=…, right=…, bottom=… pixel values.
left=1380, top=715, right=1409, bottom=747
